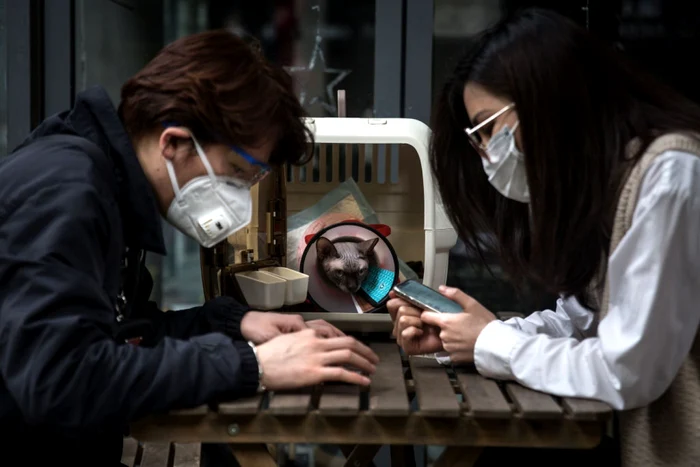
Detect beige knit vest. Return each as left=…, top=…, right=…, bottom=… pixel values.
left=596, top=133, right=700, bottom=466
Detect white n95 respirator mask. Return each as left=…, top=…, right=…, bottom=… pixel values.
left=164, top=136, right=252, bottom=248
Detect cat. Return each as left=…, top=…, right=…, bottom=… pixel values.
left=316, top=236, right=379, bottom=294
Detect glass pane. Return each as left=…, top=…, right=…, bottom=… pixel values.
left=74, top=0, right=171, bottom=307
left=158, top=0, right=377, bottom=310
left=616, top=0, right=700, bottom=104
left=432, top=0, right=556, bottom=313
left=204, top=0, right=376, bottom=118
left=432, top=1, right=700, bottom=313
left=432, top=0, right=502, bottom=109
left=0, top=0, right=6, bottom=158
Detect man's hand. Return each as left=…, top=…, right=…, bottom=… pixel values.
left=386, top=291, right=444, bottom=355
left=420, top=286, right=497, bottom=363
left=240, top=312, right=344, bottom=344
left=240, top=312, right=305, bottom=344
left=305, top=319, right=345, bottom=338
left=255, top=329, right=380, bottom=389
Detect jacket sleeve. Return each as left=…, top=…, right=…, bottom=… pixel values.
left=0, top=181, right=259, bottom=433
left=131, top=265, right=249, bottom=342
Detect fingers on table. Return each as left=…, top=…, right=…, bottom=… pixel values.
left=321, top=349, right=376, bottom=375
left=319, top=365, right=371, bottom=386
left=320, top=336, right=380, bottom=364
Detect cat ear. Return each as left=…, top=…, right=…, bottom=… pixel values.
left=358, top=237, right=380, bottom=256
left=316, top=237, right=339, bottom=260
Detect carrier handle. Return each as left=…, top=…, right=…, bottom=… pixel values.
left=304, top=222, right=391, bottom=244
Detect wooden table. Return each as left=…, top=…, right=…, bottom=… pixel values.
left=126, top=341, right=612, bottom=467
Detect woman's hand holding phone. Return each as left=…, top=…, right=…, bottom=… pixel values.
left=386, top=291, right=444, bottom=355
left=387, top=285, right=499, bottom=364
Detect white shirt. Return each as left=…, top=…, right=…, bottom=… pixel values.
left=473, top=150, right=700, bottom=411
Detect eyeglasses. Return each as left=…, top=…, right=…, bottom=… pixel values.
left=464, top=103, right=515, bottom=155
left=228, top=145, right=271, bottom=187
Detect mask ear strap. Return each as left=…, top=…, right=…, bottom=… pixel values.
left=510, top=120, right=525, bottom=159
left=191, top=136, right=218, bottom=183
left=165, top=159, right=184, bottom=203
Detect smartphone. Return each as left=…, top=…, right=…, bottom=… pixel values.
left=392, top=279, right=463, bottom=314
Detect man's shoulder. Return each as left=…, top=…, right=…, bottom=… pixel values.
left=0, top=135, right=116, bottom=205
left=0, top=137, right=116, bottom=221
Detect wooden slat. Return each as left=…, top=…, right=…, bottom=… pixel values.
left=267, top=389, right=312, bottom=415
left=173, top=443, right=201, bottom=467
left=384, top=144, right=392, bottom=183
left=131, top=411, right=606, bottom=448
left=346, top=143, right=353, bottom=182
left=409, top=356, right=460, bottom=417
left=368, top=343, right=410, bottom=416
left=140, top=442, right=172, bottom=467
left=455, top=371, right=512, bottom=419
left=359, top=144, right=369, bottom=184
left=342, top=444, right=381, bottom=467
left=561, top=397, right=612, bottom=421
left=169, top=405, right=208, bottom=416
left=433, top=447, right=483, bottom=467
left=318, top=383, right=361, bottom=416
left=319, top=143, right=327, bottom=183
left=332, top=144, right=340, bottom=182
left=231, top=444, right=277, bottom=467
left=390, top=445, right=415, bottom=467
left=218, top=395, right=263, bottom=415
left=370, top=144, right=378, bottom=183
left=298, top=312, right=393, bottom=334
left=121, top=437, right=141, bottom=467
left=506, top=384, right=563, bottom=419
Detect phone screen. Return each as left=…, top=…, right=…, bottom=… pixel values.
left=393, top=280, right=463, bottom=314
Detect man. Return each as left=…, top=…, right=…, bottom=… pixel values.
left=0, top=30, right=378, bottom=465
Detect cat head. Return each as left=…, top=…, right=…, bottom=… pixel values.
left=316, top=236, right=379, bottom=293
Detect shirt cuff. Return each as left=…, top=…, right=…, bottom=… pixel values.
left=231, top=341, right=261, bottom=396
left=205, top=296, right=250, bottom=340
left=435, top=351, right=452, bottom=365
left=474, top=320, right=529, bottom=380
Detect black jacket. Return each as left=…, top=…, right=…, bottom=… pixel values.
left=0, top=86, right=259, bottom=465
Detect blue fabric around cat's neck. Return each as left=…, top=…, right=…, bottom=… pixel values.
left=358, top=265, right=396, bottom=306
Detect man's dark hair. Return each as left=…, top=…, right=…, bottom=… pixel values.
left=119, top=30, right=312, bottom=166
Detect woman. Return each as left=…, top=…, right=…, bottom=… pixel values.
left=388, top=8, right=700, bottom=466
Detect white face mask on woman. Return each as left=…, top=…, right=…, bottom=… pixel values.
left=481, top=121, right=530, bottom=203
left=164, top=136, right=252, bottom=248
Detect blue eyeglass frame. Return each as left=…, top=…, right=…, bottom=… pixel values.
left=161, top=121, right=272, bottom=174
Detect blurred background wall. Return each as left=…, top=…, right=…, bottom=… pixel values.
left=1, top=0, right=698, bottom=313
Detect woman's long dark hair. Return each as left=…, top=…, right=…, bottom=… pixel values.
left=431, top=8, right=700, bottom=309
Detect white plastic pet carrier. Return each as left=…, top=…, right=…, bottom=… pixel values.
left=200, top=113, right=458, bottom=326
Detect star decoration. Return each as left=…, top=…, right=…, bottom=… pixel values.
left=285, top=5, right=352, bottom=115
